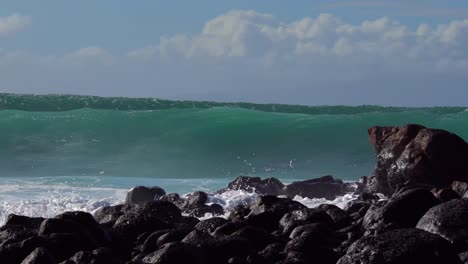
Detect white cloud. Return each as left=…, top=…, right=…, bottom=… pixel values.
left=0, top=14, right=30, bottom=36
left=125, top=10, right=468, bottom=74
left=1, top=10, right=468, bottom=106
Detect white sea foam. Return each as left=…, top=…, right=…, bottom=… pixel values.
left=0, top=176, right=358, bottom=224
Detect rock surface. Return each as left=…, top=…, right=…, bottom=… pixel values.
left=417, top=198, right=468, bottom=244
left=337, top=228, right=460, bottom=264
left=367, top=124, right=468, bottom=195
left=283, top=175, right=346, bottom=200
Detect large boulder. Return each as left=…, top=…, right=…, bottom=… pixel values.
left=363, top=188, right=439, bottom=233
left=218, top=176, right=284, bottom=196
left=246, top=196, right=306, bottom=231
left=417, top=198, right=468, bottom=244
left=125, top=186, right=166, bottom=204
left=337, top=228, right=460, bottom=264
left=283, top=175, right=345, bottom=199
left=366, top=124, right=468, bottom=195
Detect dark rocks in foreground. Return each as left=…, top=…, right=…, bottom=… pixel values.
left=2, top=124, right=468, bottom=263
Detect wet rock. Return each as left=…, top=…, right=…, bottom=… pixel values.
left=417, top=198, right=468, bottom=244
left=344, top=200, right=371, bottom=215
left=246, top=196, right=306, bottom=231
left=366, top=124, right=468, bottom=195
left=230, top=226, right=275, bottom=250
left=433, top=188, right=460, bottom=202
left=0, top=225, right=37, bottom=245
left=279, top=208, right=333, bottom=235
left=337, top=228, right=460, bottom=264
left=452, top=181, right=468, bottom=197
left=93, top=204, right=124, bottom=226
left=4, top=214, right=44, bottom=230
left=181, top=229, right=214, bottom=246
left=219, top=176, right=284, bottom=196
left=112, top=213, right=171, bottom=241
left=198, top=236, right=252, bottom=264
left=258, top=243, right=285, bottom=263
left=184, top=191, right=208, bottom=209
left=363, top=188, right=439, bottom=233
left=318, top=204, right=350, bottom=228
left=55, top=211, right=111, bottom=244
left=212, top=221, right=246, bottom=237
left=142, top=242, right=202, bottom=264
left=160, top=193, right=182, bottom=203
left=283, top=175, right=345, bottom=200
left=189, top=204, right=224, bottom=218
left=195, top=217, right=228, bottom=233
left=284, top=228, right=339, bottom=264
left=228, top=205, right=250, bottom=221
left=20, top=247, right=55, bottom=264
left=141, top=229, right=171, bottom=253
left=156, top=227, right=193, bottom=247
left=125, top=186, right=166, bottom=204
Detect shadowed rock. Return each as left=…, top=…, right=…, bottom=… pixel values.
left=283, top=175, right=345, bottom=199
left=125, top=186, right=166, bottom=204
left=337, top=228, right=460, bottom=264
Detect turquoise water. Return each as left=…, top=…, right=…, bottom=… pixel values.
left=0, top=93, right=466, bottom=221
left=0, top=93, right=467, bottom=181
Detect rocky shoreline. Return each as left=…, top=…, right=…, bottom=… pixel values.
left=2, top=124, right=468, bottom=264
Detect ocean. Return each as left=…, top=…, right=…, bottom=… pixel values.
left=0, top=93, right=467, bottom=222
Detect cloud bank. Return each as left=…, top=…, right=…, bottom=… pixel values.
left=1, top=10, right=468, bottom=106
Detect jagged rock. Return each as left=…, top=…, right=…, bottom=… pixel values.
left=367, top=124, right=468, bottom=195
left=184, top=191, right=208, bottom=209
left=452, top=181, right=468, bottom=197
left=417, top=198, right=468, bottom=244
left=125, top=186, right=166, bottom=204
left=283, top=175, right=345, bottom=199
left=279, top=208, right=333, bottom=235
left=337, top=228, right=460, bottom=264
left=93, top=204, right=124, bottom=226
left=219, top=176, right=284, bottom=195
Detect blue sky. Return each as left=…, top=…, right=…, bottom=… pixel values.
left=1, top=1, right=468, bottom=106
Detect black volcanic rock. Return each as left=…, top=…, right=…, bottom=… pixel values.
left=142, top=242, right=202, bottom=264
left=367, top=124, right=468, bottom=195
left=246, top=195, right=306, bottom=231
left=283, top=175, right=345, bottom=199
left=20, top=247, right=55, bottom=264
left=337, top=228, right=460, bottom=264
left=363, top=188, right=439, bottom=233
left=417, top=198, right=468, bottom=244
left=93, top=204, right=124, bottom=226
left=125, top=186, right=166, bottom=204
left=184, top=191, right=208, bottom=209
left=279, top=208, right=333, bottom=235
left=219, top=176, right=284, bottom=195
